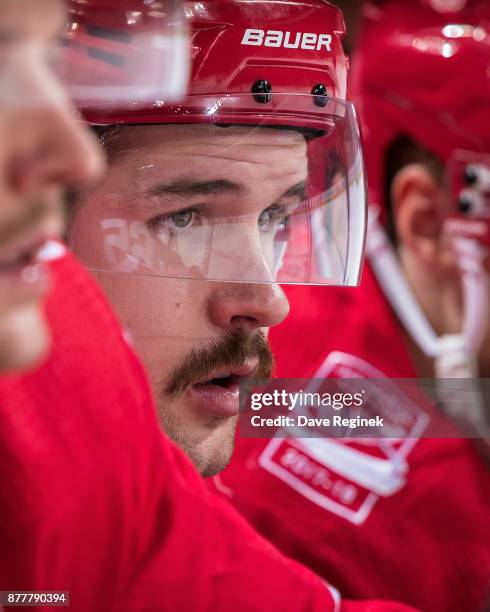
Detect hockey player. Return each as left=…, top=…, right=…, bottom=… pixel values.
left=0, top=0, right=417, bottom=609
left=212, top=1, right=490, bottom=611
left=68, top=0, right=367, bottom=477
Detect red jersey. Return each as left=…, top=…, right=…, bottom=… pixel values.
left=0, top=247, right=415, bottom=612
left=211, top=265, right=490, bottom=612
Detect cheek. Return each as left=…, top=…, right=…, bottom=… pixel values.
left=95, top=274, right=211, bottom=376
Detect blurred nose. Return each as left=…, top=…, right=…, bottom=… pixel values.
left=8, top=109, right=104, bottom=195
left=5, top=52, right=105, bottom=195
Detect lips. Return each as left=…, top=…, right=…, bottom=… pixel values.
left=0, top=237, right=51, bottom=300
left=188, top=360, right=259, bottom=418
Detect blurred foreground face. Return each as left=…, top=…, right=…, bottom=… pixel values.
left=0, top=0, right=103, bottom=372
left=72, top=124, right=305, bottom=476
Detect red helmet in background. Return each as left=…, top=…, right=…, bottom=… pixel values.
left=351, top=0, right=490, bottom=224
left=367, top=0, right=490, bottom=22
left=352, top=0, right=490, bottom=387
left=67, top=1, right=367, bottom=288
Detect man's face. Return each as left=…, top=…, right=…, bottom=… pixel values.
left=0, top=0, right=103, bottom=372
left=72, top=124, right=308, bottom=475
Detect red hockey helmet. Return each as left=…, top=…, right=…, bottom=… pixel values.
left=353, top=0, right=490, bottom=373
left=67, top=0, right=367, bottom=287
left=351, top=0, right=490, bottom=234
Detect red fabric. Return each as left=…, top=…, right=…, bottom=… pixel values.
left=212, top=265, right=490, bottom=612
left=0, top=251, right=419, bottom=611
left=0, top=250, right=345, bottom=611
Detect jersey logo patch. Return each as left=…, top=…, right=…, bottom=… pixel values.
left=259, top=352, right=429, bottom=525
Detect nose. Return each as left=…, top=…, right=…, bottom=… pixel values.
left=6, top=53, right=105, bottom=195
left=206, top=223, right=290, bottom=332
left=208, top=281, right=290, bottom=333
left=9, top=109, right=104, bottom=194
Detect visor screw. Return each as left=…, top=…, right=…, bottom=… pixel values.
left=458, top=195, right=473, bottom=213
left=312, top=83, right=328, bottom=107
left=464, top=165, right=479, bottom=186
left=252, top=80, right=272, bottom=104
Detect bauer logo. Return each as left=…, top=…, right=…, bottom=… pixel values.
left=241, top=29, right=332, bottom=51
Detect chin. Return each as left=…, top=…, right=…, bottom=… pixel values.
left=187, top=419, right=238, bottom=477
left=195, top=444, right=235, bottom=478
left=0, top=304, right=50, bottom=373
left=160, top=410, right=238, bottom=477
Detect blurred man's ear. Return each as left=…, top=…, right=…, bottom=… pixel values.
left=391, top=163, right=445, bottom=266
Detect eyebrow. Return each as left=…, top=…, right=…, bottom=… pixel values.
left=146, top=179, right=243, bottom=199
left=146, top=178, right=306, bottom=202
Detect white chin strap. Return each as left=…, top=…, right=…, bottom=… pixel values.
left=367, top=207, right=489, bottom=434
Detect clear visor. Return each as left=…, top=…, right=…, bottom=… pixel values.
left=55, top=0, right=189, bottom=104
left=69, top=94, right=366, bottom=286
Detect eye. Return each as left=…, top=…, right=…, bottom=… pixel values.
left=170, top=210, right=195, bottom=229
left=147, top=207, right=202, bottom=235
left=258, top=205, right=289, bottom=233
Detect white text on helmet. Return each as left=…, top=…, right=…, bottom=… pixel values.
left=241, top=29, right=332, bottom=51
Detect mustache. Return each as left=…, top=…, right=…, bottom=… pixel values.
left=165, top=328, right=274, bottom=398
left=0, top=194, right=65, bottom=251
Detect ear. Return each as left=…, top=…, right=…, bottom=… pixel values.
left=391, top=163, right=444, bottom=264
